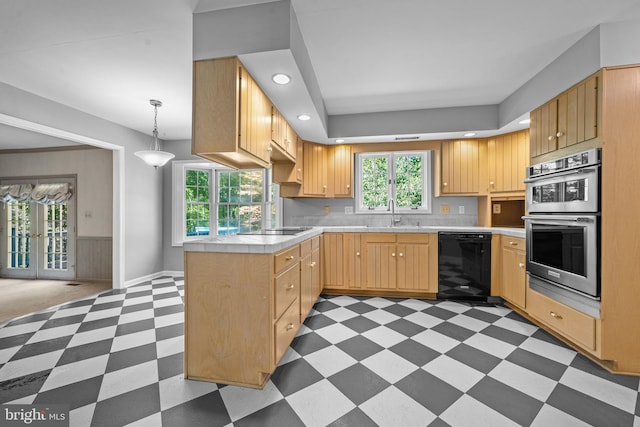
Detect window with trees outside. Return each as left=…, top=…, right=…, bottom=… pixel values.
left=175, top=163, right=278, bottom=245
left=356, top=151, right=432, bottom=213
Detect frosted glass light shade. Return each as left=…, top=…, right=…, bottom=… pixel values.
left=134, top=150, right=175, bottom=167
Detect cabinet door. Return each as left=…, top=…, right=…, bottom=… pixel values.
left=323, top=233, right=345, bottom=288
left=396, top=234, right=437, bottom=292
left=363, top=234, right=397, bottom=290
left=311, top=246, right=321, bottom=299
left=343, top=233, right=362, bottom=288
left=441, top=139, right=479, bottom=194
left=303, top=141, right=328, bottom=196
left=284, top=121, right=298, bottom=160
left=330, top=145, right=353, bottom=198
left=500, top=243, right=526, bottom=309
left=565, top=74, right=599, bottom=147
left=487, top=130, right=529, bottom=193
left=300, top=251, right=314, bottom=320
left=271, top=105, right=283, bottom=147
left=239, top=69, right=271, bottom=163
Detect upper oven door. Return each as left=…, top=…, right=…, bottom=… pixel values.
left=525, top=165, right=600, bottom=213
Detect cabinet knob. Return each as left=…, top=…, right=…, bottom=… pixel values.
left=287, top=283, right=295, bottom=290
left=399, top=253, right=404, bottom=257
left=285, top=255, right=294, bottom=261
left=556, top=131, right=564, bottom=138
left=286, top=323, right=295, bottom=331
left=489, top=181, right=494, bottom=186
left=550, top=311, right=563, bottom=320
left=391, top=253, right=396, bottom=257
left=297, top=168, right=302, bottom=172
left=443, top=182, right=448, bottom=187
left=310, top=262, right=316, bottom=267
left=267, top=146, right=273, bottom=152
left=509, top=241, right=518, bottom=246
left=346, top=185, right=350, bottom=189
left=518, top=262, right=525, bottom=268
left=548, top=135, right=555, bottom=141
left=356, top=252, right=360, bottom=256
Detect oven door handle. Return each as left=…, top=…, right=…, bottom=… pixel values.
left=524, top=167, right=599, bottom=184
left=522, top=215, right=596, bottom=223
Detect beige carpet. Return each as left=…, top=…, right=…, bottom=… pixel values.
left=0, top=278, right=112, bottom=324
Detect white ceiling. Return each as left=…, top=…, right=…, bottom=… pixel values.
left=1, top=0, right=639, bottom=149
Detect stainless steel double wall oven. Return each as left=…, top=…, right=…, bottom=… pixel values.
left=523, top=149, right=601, bottom=300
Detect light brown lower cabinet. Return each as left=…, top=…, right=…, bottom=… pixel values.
left=183, top=235, right=321, bottom=389
left=323, top=232, right=437, bottom=296
left=526, top=286, right=601, bottom=356
left=499, top=236, right=526, bottom=309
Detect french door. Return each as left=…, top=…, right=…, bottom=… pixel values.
left=1, top=181, right=76, bottom=280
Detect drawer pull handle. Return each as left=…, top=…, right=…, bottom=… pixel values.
left=518, top=262, right=525, bottom=268
left=285, top=256, right=294, bottom=261
left=509, top=241, right=518, bottom=246
left=286, top=323, right=295, bottom=331
left=550, top=311, right=563, bottom=320
left=287, top=283, right=295, bottom=290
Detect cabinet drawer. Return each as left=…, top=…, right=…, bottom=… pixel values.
left=274, top=264, right=299, bottom=320
left=526, top=287, right=597, bottom=351
left=311, top=235, right=321, bottom=250
left=502, top=236, right=525, bottom=250
left=300, top=239, right=311, bottom=257
left=274, top=299, right=299, bottom=364
left=397, top=233, right=431, bottom=244
left=275, top=246, right=299, bottom=274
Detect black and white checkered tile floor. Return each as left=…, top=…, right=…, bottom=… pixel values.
left=1, top=277, right=639, bottom=426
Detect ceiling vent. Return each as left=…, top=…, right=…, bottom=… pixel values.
left=395, top=136, right=420, bottom=141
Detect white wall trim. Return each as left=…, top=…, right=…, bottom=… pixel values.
left=123, top=270, right=184, bottom=288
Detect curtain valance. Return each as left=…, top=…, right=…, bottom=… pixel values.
left=0, top=183, right=73, bottom=204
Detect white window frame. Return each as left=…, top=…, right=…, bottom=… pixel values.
left=355, top=151, right=432, bottom=214
left=171, top=161, right=279, bottom=246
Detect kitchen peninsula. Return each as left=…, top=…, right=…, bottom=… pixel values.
left=183, top=226, right=524, bottom=388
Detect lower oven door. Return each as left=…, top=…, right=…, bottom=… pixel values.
left=523, top=214, right=600, bottom=298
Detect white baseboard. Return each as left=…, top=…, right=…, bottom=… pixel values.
left=122, top=271, right=185, bottom=288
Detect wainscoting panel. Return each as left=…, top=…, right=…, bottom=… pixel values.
left=76, top=236, right=112, bottom=280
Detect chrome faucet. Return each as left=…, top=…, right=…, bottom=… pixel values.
left=388, top=199, right=400, bottom=226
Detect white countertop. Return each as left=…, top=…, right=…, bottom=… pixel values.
left=183, top=226, right=525, bottom=254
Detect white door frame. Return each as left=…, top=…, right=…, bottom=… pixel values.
left=0, top=113, right=125, bottom=289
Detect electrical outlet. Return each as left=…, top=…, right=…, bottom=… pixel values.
left=458, top=206, right=465, bottom=214
left=323, top=206, right=331, bottom=215
left=344, top=206, right=353, bottom=215
left=493, top=203, right=501, bottom=214
left=440, top=204, right=450, bottom=214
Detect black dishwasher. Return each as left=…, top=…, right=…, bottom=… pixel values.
left=437, top=232, right=492, bottom=302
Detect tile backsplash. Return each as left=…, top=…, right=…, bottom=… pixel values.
left=283, top=196, right=478, bottom=227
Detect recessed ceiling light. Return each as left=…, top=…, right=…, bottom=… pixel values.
left=519, top=118, right=531, bottom=125
left=335, top=139, right=345, bottom=143
left=463, top=132, right=476, bottom=137
left=297, top=114, right=311, bottom=121
left=272, top=73, right=291, bottom=85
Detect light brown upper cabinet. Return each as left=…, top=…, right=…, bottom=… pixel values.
left=487, top=129, right=529, bottom=193
left=530, top=71, right=601, bottom=163
left=440, top=139, right=480, bottom=194
left=270, top=106, right=297, bottom=163
left=192, top=57, right=272, bottom=169
left=329, top=144, right=353, bottom=198
left=303, top=141, right=329, bottom=196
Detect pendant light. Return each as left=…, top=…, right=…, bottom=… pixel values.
left=135, top=99, right=175, bottom=168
